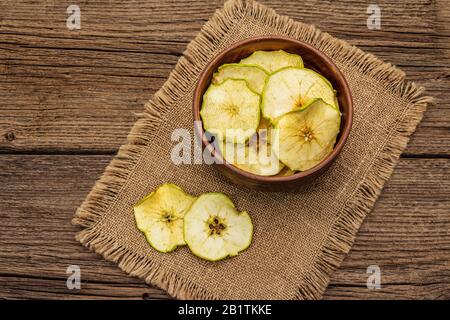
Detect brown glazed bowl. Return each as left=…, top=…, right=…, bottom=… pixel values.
left=193, top=36, right=353, bottom=191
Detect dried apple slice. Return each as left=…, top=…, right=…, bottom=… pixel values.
left=261, top=67, right=338, bottom=121
left=184, top=193, right=253, bottom=261
left=239, top=49, right=304, bottom=73
left=212, top=64, right=268, bottom=94
left=278, top=167, right=297, bottom=177
left=217, top=139, right=284, bottom=176
left=134, top=184, right=195, bottom=253
left=200, top=79, right=260, bottom=143
left=246, top=142, right=284, bottom=176
left=272, top=99, right=340, bottom=171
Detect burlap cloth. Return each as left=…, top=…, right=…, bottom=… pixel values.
left=73, top=0, right=431, bottom=299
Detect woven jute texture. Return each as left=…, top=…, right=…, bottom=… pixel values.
left=73, top=0, right=432, bottom=299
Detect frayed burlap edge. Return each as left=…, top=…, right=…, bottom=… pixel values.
left=72, top=0, right=433, bottom=300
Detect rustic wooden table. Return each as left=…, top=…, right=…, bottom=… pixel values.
left=0, top=0, right=449, bottom=300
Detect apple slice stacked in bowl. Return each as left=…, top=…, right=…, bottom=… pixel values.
left=199, top=47, right=343, bottom=182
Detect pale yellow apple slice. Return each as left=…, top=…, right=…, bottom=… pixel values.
left=218, top=140, right=284, bottom=176
left=239, top=49, right=304, bottom=73
left=272, top=99, right=340, bottom=171
left=134, top=184, right=195, bottom=253
left=212, top=64, right=268, bottom=94
left=200, top=79, right=260, bottom=143
left=262, top=67, right=338, bottom=121
left=184, top=193, right=253, bottom=261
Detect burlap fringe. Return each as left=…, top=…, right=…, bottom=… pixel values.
left=72, top=0, right=432, bottom=300
left=296, top=95, right=431, bottom=299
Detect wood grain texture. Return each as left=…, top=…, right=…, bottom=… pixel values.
left=0, top=0, right=449, bottom=154
left=0, top=155, right=449, bottom=299
left=0, top=0, right=449, bottom=299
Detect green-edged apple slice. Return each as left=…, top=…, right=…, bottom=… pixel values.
left=200, top=79, right=260, bottom=143
left=184, top=193, right=253, bottom=261
left=262, top=67, right=338, bottom=121
left=134, top=184, right=195, bottom=253
left=272, top=99, right=340, bottom=171
left=216, top=117, right=284, bottom=176
left=239, top=49, right=304, bottom=73
left=212, top=64, right=268, bottom=94
left=246, top=141, right=285, bottom=176
left=217, top=140, right=284, bottom=176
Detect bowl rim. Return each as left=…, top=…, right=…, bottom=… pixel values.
left=193, top=35, right=353, bottom=183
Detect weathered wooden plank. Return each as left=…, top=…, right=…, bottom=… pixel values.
left=0, top=276, right=169, bottom=300
left=0, top=0, right=449, bottom=154
left=0, top=0, right=449, bottom=300
left=0, top=155, right=448, bottom=299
